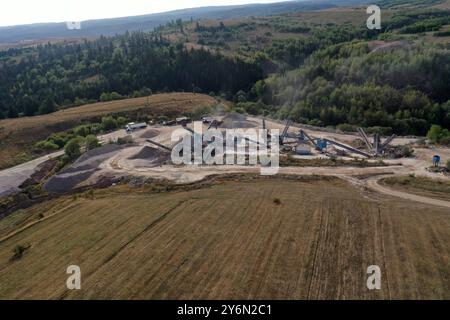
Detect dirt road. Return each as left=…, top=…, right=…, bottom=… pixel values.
left=0, top=151, right=64, bottom=196
left=96, top=120, right=450, bottom=209
left=0, top=129, right=129, bottom=196
left=2, top=115, right=449, bottom=210
left=367, top=176, right=450, bottom=209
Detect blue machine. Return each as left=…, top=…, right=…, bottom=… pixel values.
left=316, top=139, right=328, bottom=151
left=432, top=155, right=441, bottom=167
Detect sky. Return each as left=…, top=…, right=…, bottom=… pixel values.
left=0, top=0, right=289, bottom=27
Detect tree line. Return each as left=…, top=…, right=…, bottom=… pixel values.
left=0, top=31, right=262, bottom=118
left=253, top=41, right=450, bottom=136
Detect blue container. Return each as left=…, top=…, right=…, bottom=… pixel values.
left=432, top=155, right=441, bottom=166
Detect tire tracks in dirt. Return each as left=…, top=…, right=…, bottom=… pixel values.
left=0, top=201, right=80, bottom=244
left=367, top=177, right=450, bottom=209
left=306, top=202, right=326, bottom=299
left=377, top=206, right=392, bottom=299
left=56, top=198, right=190, bottom=300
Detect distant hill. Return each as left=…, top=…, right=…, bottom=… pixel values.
left=0, top=0, right=370, bottom=44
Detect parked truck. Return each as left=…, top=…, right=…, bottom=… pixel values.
left=126, top=122, right=147, bottom=132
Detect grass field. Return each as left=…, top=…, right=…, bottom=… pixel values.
left=0, top=93, right=216, bottom=170
left=161, top=7, right=395, bottom=59
left=0, top=176, right=448, bottom=299
left=380, top=175, right=450, bottom=201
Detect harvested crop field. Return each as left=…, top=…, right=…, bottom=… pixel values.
left=0, top=176, right=448, bottom=299
left=380, top=176, right=450, bottom=202
left=0, top=93, right=216, bottom=169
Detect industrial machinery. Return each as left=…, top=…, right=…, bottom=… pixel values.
left=357, top=128, right=396, bottom=156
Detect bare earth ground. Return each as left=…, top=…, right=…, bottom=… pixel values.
left=86, top=116, right=449, bottom=209
left=2, top=113, right=449, bottom=209
left=0, top=177, right=448, bottom=299
left=0, top=112, right=449, bottom=299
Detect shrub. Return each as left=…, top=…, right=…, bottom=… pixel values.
left=365, top=126, right=393, bottom=136
left=48, top=133, right=71, bottom=148
left=10, top=244, right=29, bottom=261
left=109, top=92, right=123, bottom=100
left=116, top=116, right=128, bottom=127
left=234, top=90, right=247, bottom=103
left=140, top=87, right=152, bottom=96
left=101, top=116, right=118, bottom=131
left=427, top=124, right=450, bottom=144
left=400, top=145, right=414, bottom=157
left=57, top=154, right=71, bottom=169
left=100, top=92, right=110, bottom=102
left=440, top=136, right=450, bottom=146
left=36, top=140, right=60, bottom=151
left=64, top=137, right=83, bottom=160
left=84, top=189, right=95, bottom=199
left=235, top=102, right=266, bottom=115
left=117, top=136, right=133, bottom=145
left=273, top=198, right=281, bottom=205
left=234, top=106, right=245, bottom=114
left=191, top=104, right=213, bottom=120
left=427, top=124, right=442, bottom=143
left=85, top=135, right=100, bottom=150
left=73, top=125, right=91, bottom=137
left=337, top=123, right=358, bottom=132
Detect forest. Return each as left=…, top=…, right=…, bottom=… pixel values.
left=255, top=41, right=450, bottom=136
left=1, top=3, right=450, bottom=137
left=0, top=32, right=262, bottom=118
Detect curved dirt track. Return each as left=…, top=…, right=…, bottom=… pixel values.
left=96, top=118, right=450, bottom=209
left=2, top=114, right=450, bottom=209
left=104, top=151, right=450, bottom=209
left=367, top=176, right=450, bottom=209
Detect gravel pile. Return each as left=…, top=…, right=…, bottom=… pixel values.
left=220, top=113, right=258, bottom=129
left=127, top=146, right=170, bottom=167
left=139, top=129, right=160, bottom=139
left=45, top=144, right=127, bottom=193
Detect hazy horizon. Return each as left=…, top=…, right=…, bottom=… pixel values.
left=0, top=0, right=291, bottom=27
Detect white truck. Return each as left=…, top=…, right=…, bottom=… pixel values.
left=125, top=122, right=147, bottom=132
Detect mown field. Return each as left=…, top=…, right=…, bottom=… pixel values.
left=0, top=93, right=216, bottom=169
left=381, top=175, right=450, bottom=201
left=0, top=176, right=448, bottom=299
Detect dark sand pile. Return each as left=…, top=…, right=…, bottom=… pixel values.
left=127, top=146, right=170, bottom=167
left=45, top=144, right=127, bottom=193
left=220, top=113, right=258, bottom=129
left=139, top=129, right=160, bottom=139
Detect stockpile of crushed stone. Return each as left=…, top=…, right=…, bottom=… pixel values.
left=220, top=113, right=258, bottom=129
left=127, top=146, right=170, bottom=167
left=45, top=144, right=127, bottom=193
left=139, top=129, right=160, bottom=139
